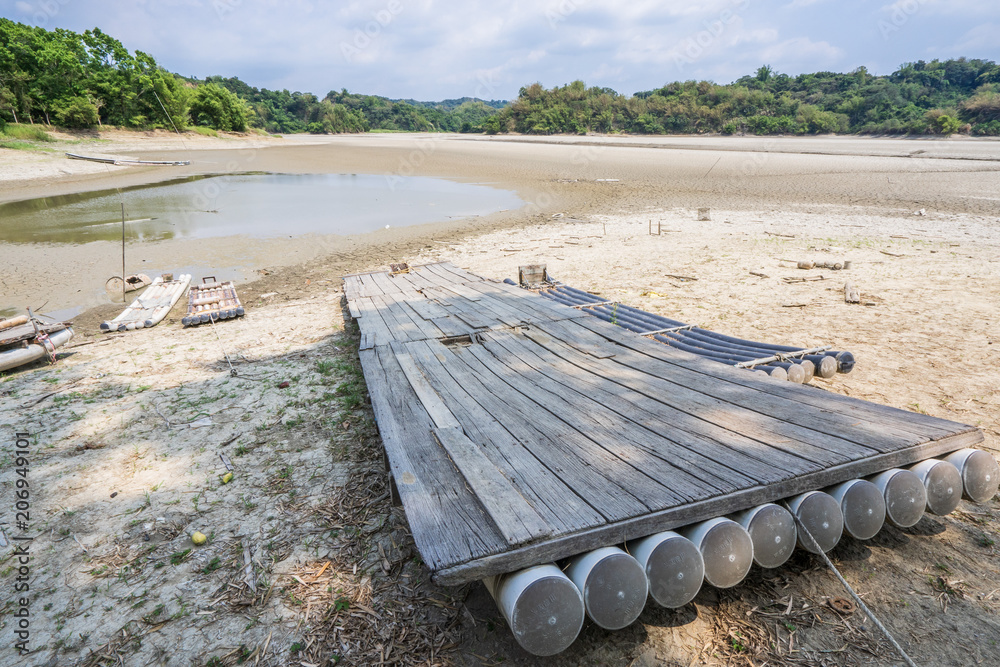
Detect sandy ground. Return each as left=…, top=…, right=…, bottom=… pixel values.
left=1, top=131, right=999, bottom=666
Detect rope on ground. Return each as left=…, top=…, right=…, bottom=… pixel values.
left=208, top=314, right=238, bottom=377
left=791, top=513, right=919, bottom=667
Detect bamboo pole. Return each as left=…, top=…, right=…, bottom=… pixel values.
left=121, top=202, right=126, bottom=304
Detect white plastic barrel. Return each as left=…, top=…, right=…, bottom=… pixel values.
left=786, top=491, right=844, bottom=553
left=681, top=518, right=754, bottom=588
left=908, top=459, right=963, bottom=515
left=483, top=564, right=585, bottom=657
left=944, top=449, right=1000, bottom=504
left=732, top=504, right=796, bottom=569
left=565, top=547, right=647, bottom=630
left=869, top=469, right=927, bottom=528
left=826, top=480, right=885, bottom=540
left=626, top=531, right=704, bottom=608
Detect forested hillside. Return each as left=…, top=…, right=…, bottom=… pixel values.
left=0, top=19, right=498, bottom=134
left=2, top=18, right=998, bottom=137
left=487, top=62, right=1000, bottom=136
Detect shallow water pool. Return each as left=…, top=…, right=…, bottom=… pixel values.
left=0, top=172, right=523, bottom=244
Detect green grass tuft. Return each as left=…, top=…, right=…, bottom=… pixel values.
left=2, top=124, right=55, bottom=141
left=189, top=126, right=218, bottom=137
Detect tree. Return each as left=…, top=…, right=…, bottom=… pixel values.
left=54, top=96, right=99, bottom=127
left=188, top=83, right=249, bottom=131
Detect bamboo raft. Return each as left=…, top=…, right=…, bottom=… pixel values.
left=533, top=281, right=854, bottom=383
left=343, top=262, right=996, bottom=656
left=181, top=278, right=245, bottom=327
left=100, top=274, right=191, bottom=332
left=0, top=314, right=74, bottom=372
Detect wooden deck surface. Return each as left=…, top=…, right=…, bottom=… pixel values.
left=343, top=263, right=983, bottom=585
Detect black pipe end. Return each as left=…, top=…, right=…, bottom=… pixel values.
left=835, top=351, right=856, bottom=374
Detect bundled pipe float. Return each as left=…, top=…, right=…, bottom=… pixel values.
left=483, top=450, right=994, bottom=656
left=182, top=278, right=246, bottom=327
left=525, top=280, right=855, bottom=382
left=0, top=322, right=74, bottom=372
left=100, top=274, right=191, bottom=332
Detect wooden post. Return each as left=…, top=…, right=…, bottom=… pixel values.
left=121, top=203, right=127, bottom=304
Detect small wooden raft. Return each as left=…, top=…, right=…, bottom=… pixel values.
left=0, top=315, right=70, bottom=347
left=100, top=274, right=192, bottom=332
left=344, top=263, right=984, bottom=586
left=182, top=278, right=245, bottom=327
left=0, top=314, right=74, bottom=372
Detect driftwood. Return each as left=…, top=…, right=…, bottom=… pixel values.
left=796, top=260, right=845, bottom=270
left=782, top=275, right=826, bottom=284
left=844, top=282, right=861, bottom=304
left=749, top=271, right=770, bottom=278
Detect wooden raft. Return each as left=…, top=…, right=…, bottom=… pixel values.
left=343, top=263, right=984, bottom=586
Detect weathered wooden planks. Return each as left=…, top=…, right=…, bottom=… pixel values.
left=344, top=263, right=985, bottom=586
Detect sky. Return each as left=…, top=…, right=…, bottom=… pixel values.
left=3, top=0, right=999, bottom=101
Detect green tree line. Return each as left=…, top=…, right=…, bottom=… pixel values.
left=487, top=60, right=1000, bottom=136
left=3, top=19, right=999, bottom=137
left=1, top=19, right=189, bottom=129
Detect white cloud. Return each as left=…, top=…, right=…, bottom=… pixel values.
left=945, top=23, right=999, bottom=53
left=7, top=0, right=997, bottom=99
left=785, top=0, right=828, bottom=7
left=760, top=37, right=844, bottom=65
left=733, top=28, right=780, bottom=46
left=880, top=0, right=1000, bottom=17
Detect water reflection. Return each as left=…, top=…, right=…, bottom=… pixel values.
left=0, top=172, right=522, bottom=244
